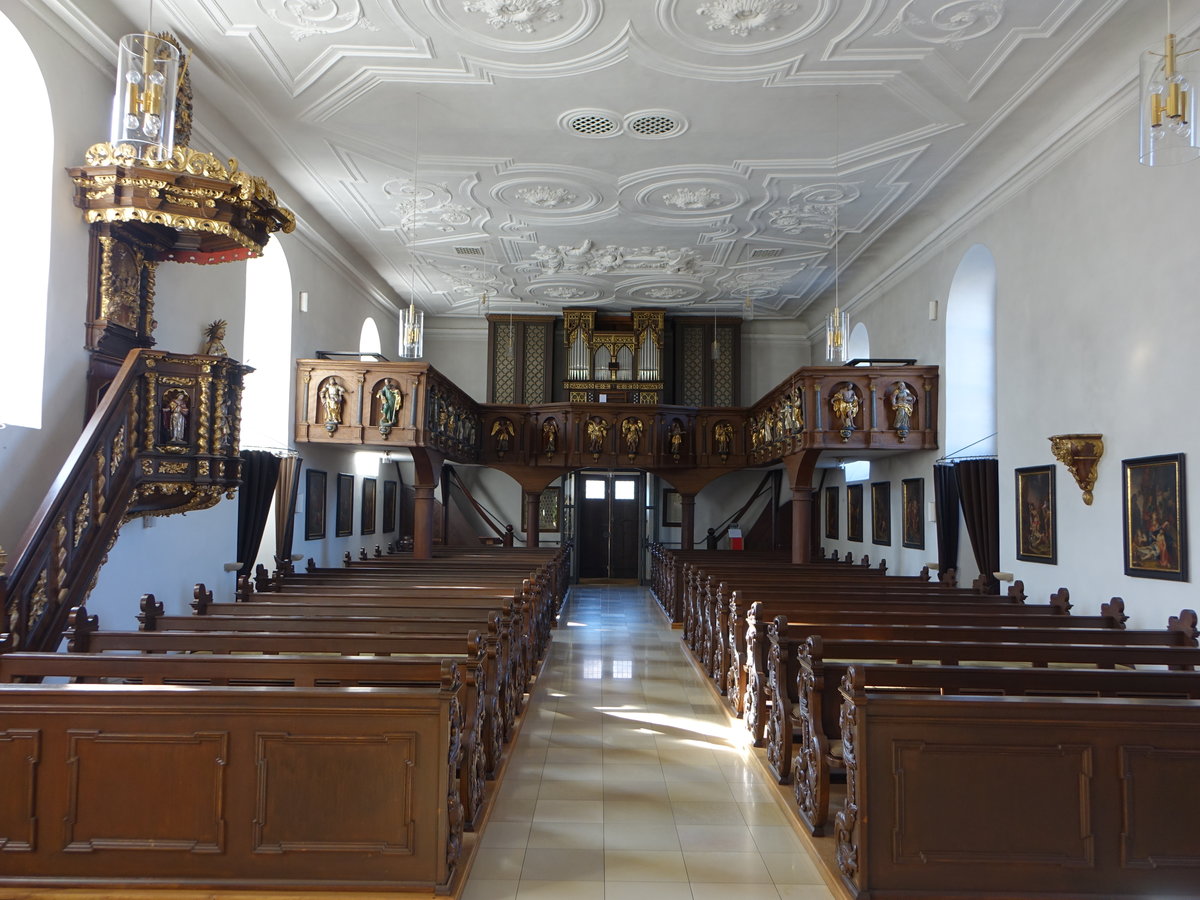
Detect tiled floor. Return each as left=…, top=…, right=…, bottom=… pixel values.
left=462, top=585, right=837, bottom=900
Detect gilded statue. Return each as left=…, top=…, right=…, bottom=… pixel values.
left=668, top=420, right=684, bottom=458
left=541, top=417, right=558, bottom=456
left=831, top=383, right=860, bottom=438
left=621, top=417, right=644, bottom=456
left=201, top=319, right=227, bottom=356
left=102, top=239, right=143, bottom=331
left=319, top=378, right=345, bottom=431
left=890, top=381, right=915, bottom=439
left=376, top=379, right=403, bottom=429
left=586, top=418, right=609, bottom=455
left=714, top=421, right=734, bottom=461
left=162, top=391, right=189, bottom=444
left=491, top=417, right=515, bottom=454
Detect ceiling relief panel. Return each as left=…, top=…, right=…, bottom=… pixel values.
left=117, top=0, right=1131, bottom=320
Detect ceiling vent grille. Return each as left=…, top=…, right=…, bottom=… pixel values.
left=750, top=248, right=783, bottom=260
left=454, top=246, right=485, bottom=256
left=626, top=110, right=686, bottom=140
left=566, top=112, right=620, bottom=137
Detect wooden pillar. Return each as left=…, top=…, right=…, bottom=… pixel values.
left=791, top=486, right=813, bottom=564
left=680, top=493, right=696, bottom=551
left=524, top=491, right=541, bottom=549
left=412, top=484, right=435, bottom=560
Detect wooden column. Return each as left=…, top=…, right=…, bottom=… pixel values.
left=791, top=486, right=813, bottom=564
left=412, top=485, right=435, bottom=560
left=680, top=493, right=696, bottom=551
left=524, top=491, right=541, bottom=549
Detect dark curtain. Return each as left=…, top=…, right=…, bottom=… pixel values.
left=933, top=463, right=960, bottom=580
left=955, top=458, right=1000, bottom=594
left=273, top=455, right=301, bottom=573
left=237, top=450, right=281, bottom=578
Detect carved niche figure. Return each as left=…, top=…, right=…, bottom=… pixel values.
left=101, top=238, right=144, bottom=331
left=491, top=417, right=515, bottom=457
left=782, top=389, right=802, bottom=433
left=586, top=417, right=609, bottom=458
left=621, top=417, right=644, bottom=459
left=201, top=320, right=227, bottom=356
left=319, top=378, right=346, bottom=433
left=890, top=381, right=915, bottom=440
left=830, top=383, right=860, bottom=441
left=161, top=390, right=190, bottom=445
left=376, top=379, right=403, bottom=436
left=668, top=419, right=685, bottom=460
left=541, top=417, right=558, bottom=457
left=714, top=421, right=734, bottom=461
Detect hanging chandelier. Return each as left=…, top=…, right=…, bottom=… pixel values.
left=825, top=93, right=850, bottom=363
left=1139, top=3, right=1199, bottom=166
left=399, top=93, right=426, bottom=359
left=111, top=31, right=180, bottom=162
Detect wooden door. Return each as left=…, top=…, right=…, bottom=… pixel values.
left=576, top=472, right=643, bottom=580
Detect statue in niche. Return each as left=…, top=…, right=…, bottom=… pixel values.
left=668, top=420, right=685, bottom=460
left=621, top=417, right=644, bottom=458
left=586, top=417, right=608, bottom=457
left=102, top=239, right=143, bottom=331
left=782, top=389, right=802, bottom=433
left=491, top=417, right=515, bottom=456
left=541, top=417, right=558, bottom=457
left=319, top=378, right=346, bottom=433
left=714, top=421, right=734, bottom=461
left=376, top=379, right=403, bottom=436
left=201, top=320, right=227, bottom=356
left=890, top=381, right=915, bottom=440
left=830, top=383, right=860, bottom=441
left=161, top=390, right=189, bottom=445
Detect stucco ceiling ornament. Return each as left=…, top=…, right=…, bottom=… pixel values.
left=515, top=185, right=578, bottom=207
left=662, top=186, right=723, bottom=209
left=768, top=183, right=860, bottom=239
left=530, top=241, right=701, bottom=276
left=463, top=0, right=563, bottom=33
left=874, top=0, right=1005, bottom=50
left=385, top=179, right=475, bottom=234
left=259, top=0, right=378, bottom=40
left=730, top=267, right=791, bottom=297
left=643, top=287, right=692, bottom=300
left=543, top=286, right=589, bottom=299
left=440, top=264, right=507, bottom=296
left=697, top=1, right=799, bottom=37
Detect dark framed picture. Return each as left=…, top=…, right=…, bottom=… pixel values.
left=361, top=477, right=377, bottom=535
left=901, top=478, right=924, bottom=549
left=847, top=483, right=864, bottom=542
left=383, top=481, right=397, bottom=534
left=1015, top=465, right=1056, bottom=564
left=1123, top=453, right=1187, bottom=581
left=871, top=482, right=891, bottom=546
left=824, top=486, right=839, bottom=539
left=304, top=469, right=326, bottom=540
left=662, top=489, right=683, bottom=527
left=523, top=486, right=563, bottom=533
left=336, top=473, right=354, bottom=537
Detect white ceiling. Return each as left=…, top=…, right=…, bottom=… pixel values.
left=90, top=0, right=1138, bottom=320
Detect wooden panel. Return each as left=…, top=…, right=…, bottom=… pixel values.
left=0, top=730, right=39, bottom=852
left=64, top=731, right=227, bottom=853
left=254, top=732, right=416, bottom=854
left=891, top=740, right=1093, bottom=867
left=1121, top=746, right=1200, bottom=868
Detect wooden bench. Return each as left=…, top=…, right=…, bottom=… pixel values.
left=834, top=666, right=1200, bottom=899
left=0, top=663, right=466, bottom=893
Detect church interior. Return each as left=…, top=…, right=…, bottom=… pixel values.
left=1, top=1, right=1199, bottom=898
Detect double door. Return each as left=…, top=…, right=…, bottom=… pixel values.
left=576, top=471, right=643, bottom=581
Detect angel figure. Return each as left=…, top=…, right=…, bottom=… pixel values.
left=621, top=417, right=644, bottom=457
left=201, top=319, right=227, bottom=356
left=714, top=421, right=734, bottom=458
left=668, top=420, right=685, bottom=458
left=586, top=417, right=608, bottom=455
left=541, top=417, right=558, bottom=456
left=491, top=417, right=515, bottom=454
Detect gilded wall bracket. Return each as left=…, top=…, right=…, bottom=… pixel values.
left=1049, top=433, right=1104, bottom=505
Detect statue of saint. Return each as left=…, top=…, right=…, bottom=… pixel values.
left=163, top=392, right=189, bottom=444
left=491, top=417, right=515, bottom=453
left=376, top=379, right=402, bottom=427
left=714, top=421, right=734, bottom=456
left=201, top=319, right=227, bottom=356
left=319, top=379, right=345, bottom=426
left=668, top=420, right=684, bottom=457
left=621, top=417, right=644, bottom=455
left=541, top=418, right=558, bottom=455
left=831, top=384, right=860, bottom=431
left=890, top=381, right=915, bottom=433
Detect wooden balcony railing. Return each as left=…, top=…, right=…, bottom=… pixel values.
left=1, top=350, right=248, bottom=651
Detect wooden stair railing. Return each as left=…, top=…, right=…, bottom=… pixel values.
left=1, top=349, right=249, bottom=651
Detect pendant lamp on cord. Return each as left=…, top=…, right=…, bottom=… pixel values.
left=110, top=0, right=179, bottom=162
left=399, top=92, right=425, bottom=358
left=1139, top=0, right=1200, bottom=166
left=825, top=92, right=849, bottom=363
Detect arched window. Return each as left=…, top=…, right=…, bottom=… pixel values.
left=847, top=322, right=870, bottom=361
left=359, top=317, right=382, bottom=359
left=0, top=11, right=51, bottom=429
left=945, top=244, right=997, bottom=458
left=240, top=239, right=294, bottom=451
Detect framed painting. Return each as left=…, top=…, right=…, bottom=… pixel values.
left=824, top=486, right=839, bottom=539
left=382, top=481, right=397, bottom=534
left=901, top=478, right=925, bottom=549
left=661, top=489, right=683, bottom=527
left=847, top=483, right=864, bottom=542
left=336, top=473, right=354, bottom=537
left=1123, top=453, right=1187, bottom=580
left=523, top=487, right=562, bottom=533
left=304, top=469, right=326, bottom=541
left=1015, top=465, right=1056, bottom=564
left=361, top=477, right=377, bottom=535
left=871, top=481, right=891, bottom=546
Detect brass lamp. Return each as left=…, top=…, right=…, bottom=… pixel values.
left=111, top=32, right=179, bottom=162
left=1139, top=6, right=1200, bottom=166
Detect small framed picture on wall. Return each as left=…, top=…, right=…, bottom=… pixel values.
left=1015, top=465, right=1056, bottom=564
left=336, top=473, right=354, bottom=537
left=824, top=486, right=839, bottom=539
left=871, top=481, right=891, bottom=546
left=1122, top=453, right=1187, bottom=581
left=304, top=469, right=326, bottom=540
left=901, top=478, right=924, bottom=550
left=847, top=483, right=864, bottom=542
left=361, top=477, right=377, bottom=536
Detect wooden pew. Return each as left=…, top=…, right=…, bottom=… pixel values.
left=834, top=666, right=1200, bottom=899
left=0, top=662, right=466, bottom=893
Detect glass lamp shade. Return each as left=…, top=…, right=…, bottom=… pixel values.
left=1139, top=33, right=1200, bottom=166
left=826, top=307, right=849, bottom=363
left=110, top=33, right=179, bottom=162
left=399, top=304, right=424, bottom=359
